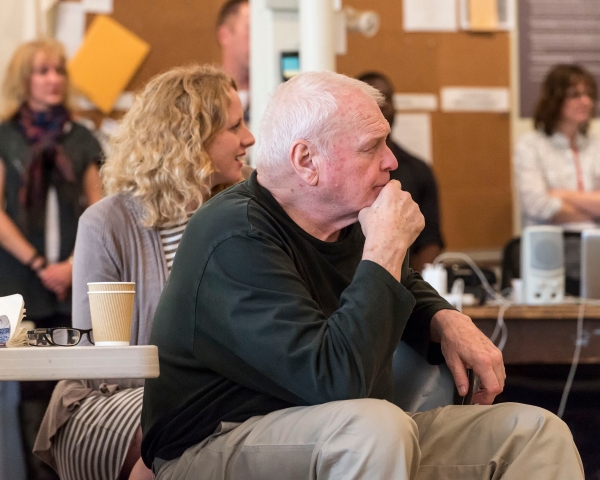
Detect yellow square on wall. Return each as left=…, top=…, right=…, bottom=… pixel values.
left=68, top=15, right=150, bottom=114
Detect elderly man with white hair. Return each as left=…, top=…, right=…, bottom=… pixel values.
left=141, top=71, right=583, bottom=479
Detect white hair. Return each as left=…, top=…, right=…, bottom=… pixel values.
left=254, top=71, right=383, bottom=171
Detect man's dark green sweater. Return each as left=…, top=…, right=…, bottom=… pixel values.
left=141, top=172, right=453, bottom=467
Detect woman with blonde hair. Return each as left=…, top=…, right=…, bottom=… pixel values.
left=34, top=64, right=254, bottom=480
left=0, top=38, right=102, bottom=479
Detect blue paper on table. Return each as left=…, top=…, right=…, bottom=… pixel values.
left=0, top=295, right=25, bottom=347
left=0, top=315, right=9, bottom=343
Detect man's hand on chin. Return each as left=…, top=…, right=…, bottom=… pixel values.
left=358, top=180, right=424, bottom=281
left=430, top=309, right=506, bottom=406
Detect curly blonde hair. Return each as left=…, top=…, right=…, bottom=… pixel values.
left=1, top=38, right=70, bottom=121
left=102, top=64, right=236, bottom=228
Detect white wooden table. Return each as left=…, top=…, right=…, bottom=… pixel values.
left=0, top=345, right=159, bottom=381
left=0, top=344, right=159, bottom=480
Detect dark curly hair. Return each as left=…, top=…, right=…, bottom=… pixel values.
left=533, top=64, right=597, bottom=136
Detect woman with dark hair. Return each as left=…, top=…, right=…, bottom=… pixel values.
left=0, top=38, right=103, bottom=479
left=514, top=64, right=600, bottom=229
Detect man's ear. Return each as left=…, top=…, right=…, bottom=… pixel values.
left=289, top=140, right=319, bottom=186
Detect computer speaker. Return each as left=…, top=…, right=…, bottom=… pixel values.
left=581, top=229, right=600, bottom=299
left=521, top=226, right=564, bottom=304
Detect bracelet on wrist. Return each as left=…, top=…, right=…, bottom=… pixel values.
left=29, top=255, right=47, bottom=272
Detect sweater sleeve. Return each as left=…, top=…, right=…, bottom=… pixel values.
left=193, top=233, right=417, bottom=405
left=402, top=267, right=456, bottom=363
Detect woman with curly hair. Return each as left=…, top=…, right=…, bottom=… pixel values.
left=0, top=38, right=103, bottom=480
left=34, top=64, right=254, bottom=480
left=515, top=64, right=600, bottom=229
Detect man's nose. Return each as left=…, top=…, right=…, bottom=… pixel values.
left=382, top=145, right=398, bottom=171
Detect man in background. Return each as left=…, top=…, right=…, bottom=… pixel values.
left=217, top=0, right=250, bottom=117
left=358, top=71, right=444, bottom=272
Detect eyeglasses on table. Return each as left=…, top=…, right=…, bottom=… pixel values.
left=27, top=327, right=95, bottom=346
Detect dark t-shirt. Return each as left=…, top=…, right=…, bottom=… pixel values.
left=141, top=172, right=453, bottom=466
left=389, top=141, right=444, bottom=254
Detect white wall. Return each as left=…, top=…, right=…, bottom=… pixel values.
left=0, top=0, right=29, bottom=113
left=0, top=0, right=55, bottom=114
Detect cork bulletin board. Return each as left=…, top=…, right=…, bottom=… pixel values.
left=337, top=0, right=512, bottom=252
left=63, top=0, right=224, bottom=124
left=64, top=0, right=512, bottom=252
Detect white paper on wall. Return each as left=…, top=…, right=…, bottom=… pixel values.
left=441, top=86, right=510, bottom=112
left=55, top=2, right=85, bottom=58
left=81, top=0, right=113, bottom=14
left=391, top=113, right=433, bottom=165
left=403, top=0, right=458, bottom=32
left=393, top=93, right=438, bottom=111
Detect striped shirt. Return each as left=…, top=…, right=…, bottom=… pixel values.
left=158, top=216, right=192, bottom=272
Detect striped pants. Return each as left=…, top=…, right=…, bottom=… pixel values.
left=52, top=387, right=143, bottom=480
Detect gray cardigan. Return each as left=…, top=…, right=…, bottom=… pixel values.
left=72, top=192, right=168, bottom=346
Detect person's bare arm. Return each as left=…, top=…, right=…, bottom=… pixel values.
left=549, top=200, right=593, bottom=224
left=550, top=189, right=600, bottom=218
left=430, top=309, right=505, bottom=405
left=82, top=163, right=103, bottom=206
left=0, top=160, right=45, bottom=269
left=358, top=180, right=424, bottom=281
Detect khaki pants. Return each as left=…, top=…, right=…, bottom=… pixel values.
left=155, top=400, right=583, bottom=480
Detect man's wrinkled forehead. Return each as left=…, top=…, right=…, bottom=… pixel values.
left=336, top=91, right=389, bottom=138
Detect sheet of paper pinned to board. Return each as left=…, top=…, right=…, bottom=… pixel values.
left=81, top=0, right=113, bottom=14
left=441, top=87, right=509, bottom=112
left=468, top=0, right=498, bottom=31
left=55, top=2, right=86, bottom=58
left=403, top=0, right=458, bottom=32
left=68, top=16, right=150, bottom=114
left=393, top=93, right=438, bottom=111
left=391, top=113, right=433, bottom=165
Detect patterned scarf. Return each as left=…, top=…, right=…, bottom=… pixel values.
left=16, top=104, right=78, bottom=233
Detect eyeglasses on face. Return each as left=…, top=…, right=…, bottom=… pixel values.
left=27, top=327, right=94, bottom=346
left=565, top=88, right=595, bottom=100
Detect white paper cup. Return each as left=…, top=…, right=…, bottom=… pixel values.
left=88, top=282, right=135, bottom=292
left=87, top=291, right=135, bottom=346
